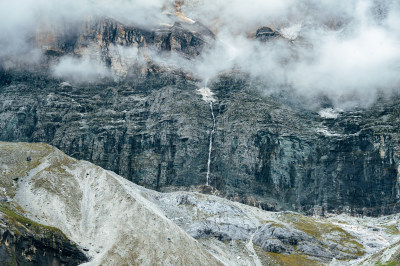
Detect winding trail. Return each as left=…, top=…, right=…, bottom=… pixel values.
left=246, top=228, right=262, bottom=266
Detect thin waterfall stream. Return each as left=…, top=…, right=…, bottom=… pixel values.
left=197, top=82, right=217, bottom=187
left=206, top=101, right=216, bottom=186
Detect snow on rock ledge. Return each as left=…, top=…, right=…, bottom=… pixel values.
left=318, top=108, right=341, bottom=119
left=197, top=86, right=217, bottom=103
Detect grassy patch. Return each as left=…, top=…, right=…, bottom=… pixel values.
left=253, top=243, right=322, bottom=266
left=0, top=204, right=66, bottom=238
left=383, top=224, right=400, bottom=235
left=267, top=252, right=322, bottom=266
left=262, top=221, right=286, bottom=228
left=45, top=154, right=76, bottom=174
left=376, top=262, right=400, bottom=266
left=0, top=142, right=52, bottom=198
left=280, top=212, right=365, bottom=257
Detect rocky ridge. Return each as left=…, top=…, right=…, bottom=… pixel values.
left=1, top=142, right=400, bottom=265
left=0, top=205, right=88, bottom=266
left=0, top=142, right=223, bottom=265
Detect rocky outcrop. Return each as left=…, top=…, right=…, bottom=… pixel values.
left=252, top=222, right=359, bottom=260
left=253, top=223, right=311, bottom=254
left=35, top=17, right=214, bottom=64
left=212, top=78, right=400, bottom=216
left=0, top=205, right=87, bottom=266
left=255, top=27, right=280, bottom=41
left=360, top=240, right=400, bottom=265
left=163, top=194, right=258, bottom=241
left=153, top=191, right=378, bottom=264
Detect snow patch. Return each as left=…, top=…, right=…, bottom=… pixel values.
left=318, top=108, right=341, bottom=119
left=316, top=127, right=343, bottom=137
left=279, top=23, right=302, bottom=41
left=197, top=86, right=216, bottom=103
left=177, top=12, right=196, bottom=24
left=60, top=81, right=72, bottom=87
left=398, top=164, right=400, bottom=182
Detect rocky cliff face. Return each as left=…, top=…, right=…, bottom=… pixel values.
left=1, top=17, right=400, bottom=217
left=1, top=142, right=400, bottom=266
left=212, top=79, right=400, bottom=216
left=0, top=142, right=87, bottom=265
left=0, top=205, right=88, bottom=266
left=2, top=68, right=400, bottom=217
left=35, top=17, right=214, bottom=69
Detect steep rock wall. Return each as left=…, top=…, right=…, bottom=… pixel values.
left=1, top=70, right=399, bottom=216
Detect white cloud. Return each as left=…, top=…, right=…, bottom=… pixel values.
left=52, top=56, right=110, bottom=82
left=178, top=0, right=400, bottom=107
left=1, top=0, right=400, bottom=107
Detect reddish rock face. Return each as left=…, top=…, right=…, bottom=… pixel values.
left=34, top=17, right=214, bottom=63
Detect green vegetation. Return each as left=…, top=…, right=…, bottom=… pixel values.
left=267, top=252, right=322, bottom=266
left=0, top=204, right=67, bottom=238
left=383, top=224, right=400, bottom=235
left=45, top=154, right=76, bottom=174
left=376, top=262, right=400, bottom=266
left=0, top=142, right=52, bottom=198
left=262, top=221, right=286, bottom=228
left=253, top=243, right=322, bottom=266
left=280, top=212, right=365, bottom=257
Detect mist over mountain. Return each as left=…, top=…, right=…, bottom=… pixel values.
left=1, top=1, right=400, bottom=265
left=1, top=0, right=400, bottom=107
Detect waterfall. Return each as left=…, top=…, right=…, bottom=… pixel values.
left=196, top=81, right=217, bottom=187
left=206, top=101, right=216, bottom=186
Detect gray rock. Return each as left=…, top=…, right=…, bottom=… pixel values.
left=252, top=222, right=362, bottom=261
left=188, top=217, right=256, bottom=241
left=0, top=208, right=88, bottom=266
left=157, top=194, right=257, bottom=241
left=297, top=242, right=334, bottom=259
left=255, top=27, right=280, bottom=41
left=257, top=238, right=293, bottom=254
left=1, top=16, right=400, bottom=217
left=253, top=223, right=311, bottom=248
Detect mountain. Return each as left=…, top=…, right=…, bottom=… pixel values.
left=2, top=3, right=400, bottom=264
left=1, top=16, right=400, bottom=216
left=1, top=141, right=400, bottom=265
left=0, top=142, right=222, bottom=265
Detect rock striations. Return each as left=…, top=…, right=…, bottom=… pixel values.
left=1, top=16, right=400, bottom=218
